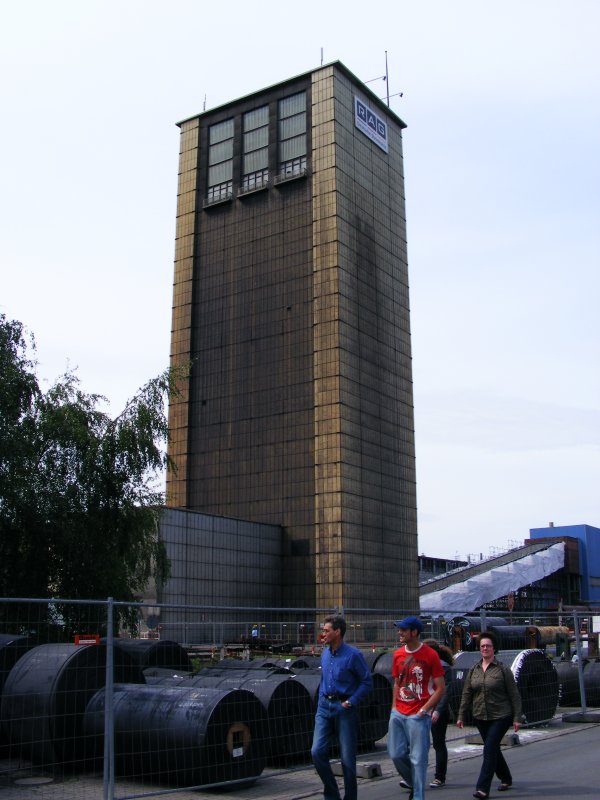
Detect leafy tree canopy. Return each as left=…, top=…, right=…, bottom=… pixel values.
left=0, top=314, right=180, bottom=629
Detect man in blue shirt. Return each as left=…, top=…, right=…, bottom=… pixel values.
left=311, top=614, right=373, bottom=800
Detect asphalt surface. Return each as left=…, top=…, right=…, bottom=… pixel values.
left=238, top=716, right=600, bottom=800
left=352, top=721, right=600, bottom=799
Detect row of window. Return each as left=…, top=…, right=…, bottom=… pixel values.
left=206, top=92, right=308, bottom=204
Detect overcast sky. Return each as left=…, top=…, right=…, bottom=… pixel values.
left=2, top=1, right=598, bottom=561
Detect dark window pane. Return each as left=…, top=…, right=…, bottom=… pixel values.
left=209, top=119, right=234, bottom=144
left=244, top=106, right=269, bottom=132
left=279, top=92, right=306, bottom=119
left=244, top=148, right=268, bottom=174
left=244, top=128, right=268, bottom=153
left=281, top=134, right=306, bottom=161
left=280, top=113, right=306, bottom=140
left=209, top=161, right=232, bottom=186
left=208, top=139, right=233, bottom=166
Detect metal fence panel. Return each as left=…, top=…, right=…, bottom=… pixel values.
left=1, top=598, right=598, bottom=800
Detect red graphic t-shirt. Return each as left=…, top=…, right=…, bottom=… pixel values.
left=392, top=643, right=444, bottom=715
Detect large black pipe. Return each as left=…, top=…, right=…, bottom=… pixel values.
left=112, top=638, right=192, bottom=672
left=364, top=651, right=388, bottom=672
left=207, top=658, right=291, bottom=673
left=215, top=657, right=279, bottom=669
left=289, top=671, right=322, bottom=708
left=279, top=655, right=322, bottom=670
left=0, top=634, right=35, bottom=756
left=143, top=666, right=193, bottom=680
left=553, top=660, right=583, bottom=706
left=488, top=626, right=541, bottom=650
left=357, top=672, right=392, bottom=746
left=83, top=684, right=268, bottom=787
left=372, top=651, right=394, bottom=685
left=583, top=660, right=600, bottom=706
left=0, top=634, right=34, bottom=693
left=146, top=671, right=314, bottom=764
left=511, top=649, right=559, bottom=723
left=197, top=665, right=292, bottom=678
left=444, top=617, right=509, bottom=650
left=0, top=642, right=143, bottom=771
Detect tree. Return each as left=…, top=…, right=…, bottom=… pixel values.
left=0, top=314, right=180, bottom=633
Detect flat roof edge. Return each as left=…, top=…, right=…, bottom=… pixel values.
left=176, top=60, right=407, bottom=129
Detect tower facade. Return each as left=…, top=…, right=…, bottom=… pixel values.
left=167, top=62, right=418, bottom=610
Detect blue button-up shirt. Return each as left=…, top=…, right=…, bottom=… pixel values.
left=320, top=641, right=373, bottom=706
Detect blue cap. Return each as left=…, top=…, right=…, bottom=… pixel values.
left=395, top=616, right=423, bottom=633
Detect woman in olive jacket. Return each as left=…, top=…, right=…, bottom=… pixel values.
left=457, top=631, right=522, bottom=799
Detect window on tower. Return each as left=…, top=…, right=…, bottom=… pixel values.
left=278, top=92, right=307, bottom=178
left=241, top=105, right=269, bottom=193
left=207, top=118, right=234, bottom=203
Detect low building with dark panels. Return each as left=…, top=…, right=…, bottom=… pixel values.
left=157, top=507, right=282, bottom=643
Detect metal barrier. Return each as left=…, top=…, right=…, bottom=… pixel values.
left=0, top=598, right=599, bottom=799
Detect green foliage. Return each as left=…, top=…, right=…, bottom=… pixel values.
left=0, top=314, right=181, bottom=630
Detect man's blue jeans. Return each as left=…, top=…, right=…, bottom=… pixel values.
left=387, top=709, right=432, bottom=800
left=311, top=698, right=359, bottom=800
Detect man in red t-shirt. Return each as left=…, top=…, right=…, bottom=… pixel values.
left=388, top=616, right=445, bottom=800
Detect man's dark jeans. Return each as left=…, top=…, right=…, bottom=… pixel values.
left=431, top=709, right=449, bottom=782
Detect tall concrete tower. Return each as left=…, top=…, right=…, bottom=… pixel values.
left=167, top=62, right=418, bottom=611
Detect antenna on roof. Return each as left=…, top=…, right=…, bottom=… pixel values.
left=380, top=51, right=404, bottom=105
left=365, top=52, right=395, bottom=106
left=203, top=94, right=206, bottom=112
left=385, top=51, right=390, bottom=106
left=321, top=47, right=324, bottom=66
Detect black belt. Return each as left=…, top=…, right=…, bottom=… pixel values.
left=324, top=693, right=350, bottom=701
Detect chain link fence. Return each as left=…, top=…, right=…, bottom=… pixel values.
left=1, top=597, right=599, bottom=799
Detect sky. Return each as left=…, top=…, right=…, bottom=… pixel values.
left=1, top=1, right=599, bottom=562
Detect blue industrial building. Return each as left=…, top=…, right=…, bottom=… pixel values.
left=530, top=524, right=600, bottom=604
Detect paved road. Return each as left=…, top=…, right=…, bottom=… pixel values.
left=349, top=722, right=600, bottom=800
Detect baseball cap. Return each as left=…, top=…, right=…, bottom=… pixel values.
left=394, top=615, right=423, bottom=633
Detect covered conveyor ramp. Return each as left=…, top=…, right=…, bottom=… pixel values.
left=420, top=541, right=565, bottom=612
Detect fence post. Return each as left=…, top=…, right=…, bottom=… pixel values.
left=480, top=607, right=487, bottom=633
left=573, top=610, right=588, bottom=712
left=103, top=597, right=115, bottom=800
